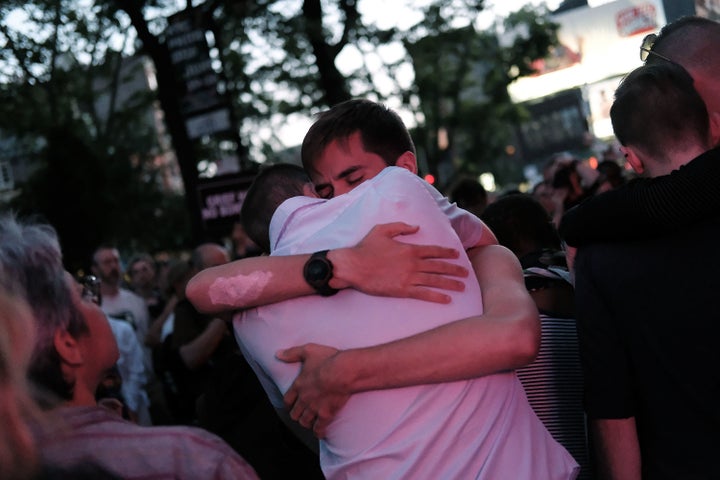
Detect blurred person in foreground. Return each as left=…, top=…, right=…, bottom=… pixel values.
left=0, top=287, right=37, bottom=479
left=0, top=214, right=259, bottom=480
left=568, top=61, right=720, bottom=479
left=0, top=284, right=120, bottom=479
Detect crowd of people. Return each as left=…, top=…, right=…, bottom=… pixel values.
left=1, top=14, right=718, bottom=480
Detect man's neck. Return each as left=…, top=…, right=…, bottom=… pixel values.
left=67, top=384, right=99, bottom=408
left=648, top=144, right=709, bottom=177
left=100, top=282, right=120, bottom=298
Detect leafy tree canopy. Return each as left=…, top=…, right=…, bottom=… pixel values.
left=0, top=0, right=559, bottom=268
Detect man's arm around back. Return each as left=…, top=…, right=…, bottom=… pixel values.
left=278, top=244, right=540, bottom=435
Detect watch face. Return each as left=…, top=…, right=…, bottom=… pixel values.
left=304, top=250, right=338, bottom=296
left=306, top=258, right=330, bottom=284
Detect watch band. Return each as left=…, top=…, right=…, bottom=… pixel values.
left=303, top=250, right=339, bottom=297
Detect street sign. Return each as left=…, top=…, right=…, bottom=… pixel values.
left=166, top=10, right=228, bottom=117
left=185, top=108, right=232, bottom=139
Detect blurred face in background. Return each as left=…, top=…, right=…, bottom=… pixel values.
left=532, top=181, right=557, bottom=216
left=92, top=248, right=122, bottom=287
left=128, top=259, right=155, bottom=291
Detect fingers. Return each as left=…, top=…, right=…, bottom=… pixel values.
left=408, top=244, right=461, bottom=261
left=371, top=222, right=419, bottom=238
left=418, top=259, right=468, bottom=277
left=403, top=273, right=468, bottom=303
left=288, top=395, right=304, bottom=421
left=283, top=388, right=298, bottom=410
left=276, top=345, right=305, bottom=363
left=406, top=289, right=452, bottom=304
left=298, top=409, right=317, bottom=429
left=313, top=417, right=329, bottom=438
left=413, top=273, right=466, bottom=292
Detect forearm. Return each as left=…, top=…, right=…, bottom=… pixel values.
left=186, top=255, right=315, bottom=314
left=185, top=247, right=390, bottom=314
left=145, top=295, right=178, bottom=347
left=336, top=312, right=537, bottom=393
left=592, top=418, right=641, bottom=480
left=187, top=223, right=468, bottom=314
left=178, top=318, right=228, bottom=370
left=325, top=245, right=540, bottom=393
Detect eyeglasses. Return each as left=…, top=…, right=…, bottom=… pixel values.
left=639, top=33, right=673, bottom=63
left=80, top=275, right=102, bottom=306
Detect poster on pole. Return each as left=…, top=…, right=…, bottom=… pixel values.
left=195, top=172, right=256, bottom=237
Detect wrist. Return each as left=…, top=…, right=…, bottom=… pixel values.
left=326, top=248, right=356, bottom=290
left=303, top=250, right=339, bottom=296
left=327, top=349, right=359, bottom=394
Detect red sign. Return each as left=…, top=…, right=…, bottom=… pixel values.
left=616, top=4, right=659, bottom=37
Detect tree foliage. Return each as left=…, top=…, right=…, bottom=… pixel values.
left=402, top=4, right=560, bottom=187
left=0, top=0, right=560, bottom=270
left=0, top=0, right=190, bottom=272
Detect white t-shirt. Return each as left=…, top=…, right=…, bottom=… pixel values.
left=101, top=288, right=152, bottom=376
left=107, top=316, right=151, bottom=426
left=235, top=167, right=578, bottom=479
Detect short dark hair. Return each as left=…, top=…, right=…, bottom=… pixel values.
left=651, top=16, right=720, bottom=75
left=127, top=253, right=155, bottom=274
left=448, top=178, right=488, bottom=216
left=481, top=194, right=561, bottom=256
left=240, top=164, right=311, bottom=253
left=91, top=244, right=119, bottom=266
left=611, top=62, right=709, bottom=162
left=301, top=99, right=415, bottom=173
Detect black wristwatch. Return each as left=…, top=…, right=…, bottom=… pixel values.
left=303, top=250, right=339, bottom=297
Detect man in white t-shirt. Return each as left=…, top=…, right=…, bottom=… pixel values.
left=92, top=245, right=152, bottom=424
left=92, top=246, right=151, bottom=358
left=232, top=163, right=578, bottom=479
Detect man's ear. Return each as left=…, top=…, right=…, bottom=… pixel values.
left=53, top=329, right=83, bottom=366
left=709, top=111, right=720, bottom=147
left=394, top=151, right=418, bottom=174
left=622, top=146, right=644, bottom=175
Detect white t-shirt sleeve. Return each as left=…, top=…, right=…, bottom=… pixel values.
left=419, top=178, right=484, bottom=249
left=107, top=317, right=149, bottom=414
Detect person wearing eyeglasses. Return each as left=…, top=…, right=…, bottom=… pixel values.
left=567, top=59, right=720, bottom=479
left=560, top=16, right=720, bottom=246
left=0, top=214, right=261, bottom=480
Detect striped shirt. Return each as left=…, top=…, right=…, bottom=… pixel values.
left=517, top=314, right=592, bottom=479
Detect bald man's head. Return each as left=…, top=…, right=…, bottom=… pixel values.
left=191, top=243, right=229, bottom=271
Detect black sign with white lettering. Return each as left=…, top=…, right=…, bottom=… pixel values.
left=166, top=9, right=227, bottom=118
left=196, top=172, right=256, bottom=236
